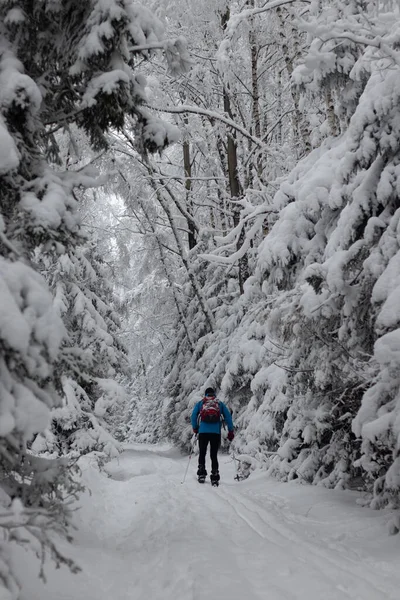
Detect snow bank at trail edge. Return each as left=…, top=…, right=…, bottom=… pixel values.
left=13, top=444, right=400, bottom=600
left=13, top=444, right=184, bottom=600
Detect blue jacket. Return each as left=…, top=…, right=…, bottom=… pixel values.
left=191, top=399, right=234, bottom=434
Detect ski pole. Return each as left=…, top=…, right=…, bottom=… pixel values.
left=181, top=434, right=197, bottom=484
left=181, top=453, right=192, bottom=484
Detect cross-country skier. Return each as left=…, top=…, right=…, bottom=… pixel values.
left=191, top=387, right=234, bottom=486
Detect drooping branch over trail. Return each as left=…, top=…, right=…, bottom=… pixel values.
left=147, top=104, right=268, bottom=150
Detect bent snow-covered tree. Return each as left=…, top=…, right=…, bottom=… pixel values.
left=222, top=1, right=400, bottom=512
left=0, top=0, right=188, bottom=597
left=156, top=0, right=400, bottom=519
left=35, top=243, right=130, bottom=458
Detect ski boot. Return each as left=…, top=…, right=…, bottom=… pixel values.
left=197, top=466, right=207, bottom=484
left=210, top=471, right=220, bottom=487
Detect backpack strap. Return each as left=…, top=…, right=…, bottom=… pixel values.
left=196, top=400, right=203, bottom=427
left=219, top=401, right=226, bottom=429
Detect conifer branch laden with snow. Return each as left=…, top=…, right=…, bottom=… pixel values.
left=138, top=0, right=400, bottom=526
left=0, top=0, right=190, bottom=596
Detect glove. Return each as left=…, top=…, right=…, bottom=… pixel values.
left=193, top=428, right=198, bottom=434
left=227, top=431, right=234, bottom=441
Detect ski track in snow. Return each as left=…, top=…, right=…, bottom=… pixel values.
left=19, top=444, right=400, bottom=600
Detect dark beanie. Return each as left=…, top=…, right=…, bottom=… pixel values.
left=205, top=387, right=215, bottom=396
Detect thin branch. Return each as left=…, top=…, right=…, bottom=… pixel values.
left=147, top=104, right=267, bottom=150
left=225, top=0, right=309, bottom=38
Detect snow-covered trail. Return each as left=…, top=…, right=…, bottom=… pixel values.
left=19, top=444, right=400, bottom=600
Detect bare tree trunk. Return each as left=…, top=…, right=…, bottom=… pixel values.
left=221, top=7, right=249, bottom=295
left=276, top=6, right=311, bottom=157
left=224, top=90, right=250, bottom=294
left=248, top=0, right=262, bottom=179
left=325, top=89, right=339, bottom=136
left=201, top=115, right=230, bottom=233
left=183, top=114, right=197, bottom=250
left=276, top=67, right=282, bottom=147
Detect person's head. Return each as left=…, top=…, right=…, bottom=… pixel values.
left=204, top=387, right=215, bottom=397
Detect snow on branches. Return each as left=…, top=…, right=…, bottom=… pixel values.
left=158, top=0, right=400, bottom=520
left=0, top=0, right=187, bottom=595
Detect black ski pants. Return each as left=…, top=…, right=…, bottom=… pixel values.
left=198, top=433, right=221, bottom=477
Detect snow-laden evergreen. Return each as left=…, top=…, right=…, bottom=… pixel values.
left=0, top=50, right=82, bottom=600
left=236, top=0, right=400, bottom=510
left=159, top=0, right=400, bottom=519
left=4, top=0, right=400, bottom=595
left=33, top=244, right=129, bottom=458
left=0, top=0, right=190, bottom=597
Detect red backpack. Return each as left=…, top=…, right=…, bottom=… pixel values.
left=199, top=396, right=221, bottom=423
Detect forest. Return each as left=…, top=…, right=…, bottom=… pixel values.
left=1, top=0, right=400, bottom=597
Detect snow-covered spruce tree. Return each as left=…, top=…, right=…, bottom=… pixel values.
left=228, top=3, right=400, bottom=505
left=9, top=0, right=187, bottom=459
left=34, top=242, right=129, bottom=458
left=292, top=0, right=370, bottom=139
left=4, top=0, right=188, bottom=153
left=0, top=45, right=82, bottom=600
left=0, top=1, right=189, bottom=596
left=159, top=0, right=400, bottom=504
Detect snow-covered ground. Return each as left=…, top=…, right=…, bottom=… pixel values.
left=17, top=444, right=400, bottom=600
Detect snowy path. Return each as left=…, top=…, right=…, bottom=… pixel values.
left=20, top=444, right=400, bottom=600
